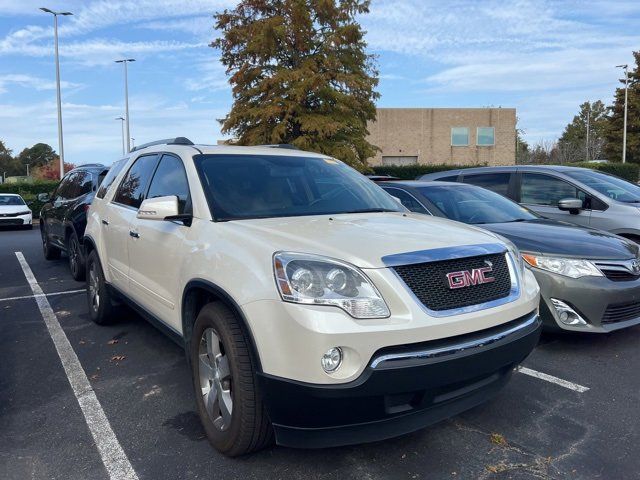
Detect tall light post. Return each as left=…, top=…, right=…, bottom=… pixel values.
left=115, top=59, right=135, bottom=153
left=616, top=64, right=629, bottom=164
left=115, top=116, right=126, bottom=155
left=40, top=7, right=73, bottom=179
left=585, top=104, right=590, bottom=162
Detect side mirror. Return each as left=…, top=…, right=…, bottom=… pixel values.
left=558, top=198, right=583, bottom=214
left=137, top=196, right=179, bottom=221
left=37, top=193, right=50, bottom=202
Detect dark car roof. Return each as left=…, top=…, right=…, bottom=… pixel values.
left=421, top=165, right=594, bottom=178
left=379, top=180, right=458, bottom=188
left=68, top=163, right=108, bottom=174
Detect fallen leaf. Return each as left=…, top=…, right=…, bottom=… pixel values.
left=490, top=432, right=508, bottom=446
left=111, top=355, right=126, bottom=362
left=107, top=339, right=119, bottom=345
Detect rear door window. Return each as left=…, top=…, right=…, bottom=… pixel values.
left=463, top=173, right=511, bottom=196
left=113, top=155, right=159, bottom=209
left=55, top=173, right=76, bottom=200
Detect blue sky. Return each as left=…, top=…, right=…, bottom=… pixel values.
left=1, top=0, right=639, bottom=166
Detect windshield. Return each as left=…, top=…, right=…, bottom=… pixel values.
left=0, top=195, right=25, bottom=206
left=564, top=169, right=640, bottom=203
left=194, top=154, right=403, bottom=221
left=418, top=184, right=537, bottom=224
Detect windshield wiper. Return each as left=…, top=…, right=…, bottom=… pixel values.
left=341, top=208, right=398, bottom=214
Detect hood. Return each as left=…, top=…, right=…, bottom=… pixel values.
left=0, top=205, right=30, bottom=214
left=482, top=218, right=638, bottom=260
left=222, top=212, right=503, bottom=269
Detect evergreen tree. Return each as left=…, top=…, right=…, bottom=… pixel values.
left=212, top=0, right=380, bottom=170
left=558, top=100, right=608, bottom=163
left=605, top=51, right=640, bottom=163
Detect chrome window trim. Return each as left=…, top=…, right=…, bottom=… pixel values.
left=370, top=311, right=539, bottom=369
left=382, top=243, right=521, bottom=318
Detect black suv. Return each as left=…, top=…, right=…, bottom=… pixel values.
left=38, top=164, right=109, bottom=280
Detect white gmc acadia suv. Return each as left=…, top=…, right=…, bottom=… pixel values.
left=84, top=138, right=541, bottom=456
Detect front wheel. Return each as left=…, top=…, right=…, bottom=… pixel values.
left=68, top=231, right=86, bottom=281
left=190, top=303, right=273, bottom=456
left=41, top=225, right=61, bottom=260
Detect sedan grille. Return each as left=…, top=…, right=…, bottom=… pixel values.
left=602, top=301, right=640, bottom=324
left=393, top=253, right=512, bottom=312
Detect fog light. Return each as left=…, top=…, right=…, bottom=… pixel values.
left=550, top=299, right=587, bottom=326
left=321, top=347, right=343, bottom=373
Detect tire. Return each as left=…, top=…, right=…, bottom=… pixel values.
left=67, top=231, right=86, bottom=281
left=190, top=303, right=273, bottom=456
left=86, top=250, right=115, bottom=325
left=41, top=225, right=61, bottom=260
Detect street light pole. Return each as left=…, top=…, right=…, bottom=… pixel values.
left=585, top=104, right=590, bottom=162
left=40, top=7, right=73, bottom=179
left=115, top=117, right=126, bottom=155
left=115, top=59, right=135, bottom=153
left=616, top=64, right=629, bottom=164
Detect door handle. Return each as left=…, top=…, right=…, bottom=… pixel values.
left=102, top=219, right=109, bottom=226
left=129, top=230, right=139, bottom=238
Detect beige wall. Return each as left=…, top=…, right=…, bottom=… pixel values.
left=367, top=108, right=516, bottom=166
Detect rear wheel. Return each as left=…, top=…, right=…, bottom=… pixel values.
left=86, top=250, right=115, bottom=325
left=190, top=303, right=273, bottom=456
left=67, top=231, right=86, bottom=281
left=41, top=225, right=61, bottom=260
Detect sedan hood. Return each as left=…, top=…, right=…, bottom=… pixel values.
left=0, top=205, right=29, bottom=214
left=223, top=212, right=503, bottom=269
left=482, top=219, right=639, bottom=260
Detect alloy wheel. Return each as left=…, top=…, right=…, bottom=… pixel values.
left=198, top=328, right=233, bottom=431
left=88, top=262, right=100, bottom=312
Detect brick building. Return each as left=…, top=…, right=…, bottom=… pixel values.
left=367, top=108, right=516, bottom=166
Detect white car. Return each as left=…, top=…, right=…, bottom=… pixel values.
left=0, top=193, right=32, bottom=229
left=84, top=138, right=541, bottom=456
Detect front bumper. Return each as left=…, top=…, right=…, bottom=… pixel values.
left=258, top=311, right=541, bottom=448
left=0, top=213, right=32, bottom=227
left=532, top=268, right=640, bottom=332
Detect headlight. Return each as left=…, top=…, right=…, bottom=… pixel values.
left=522, top=254, right=603, bottom=278
left=16, top=211, right=31, bottom=216
left=273, top=252, right=390, bottom=319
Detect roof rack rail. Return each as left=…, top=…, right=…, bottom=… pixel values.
left=258, top=144, right=299, bottom=150
left=73, top=163, right=106, bottom=169
left=130, top=137, right=194, bottom=152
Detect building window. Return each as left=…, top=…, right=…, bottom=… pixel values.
left=381, top=156, right=418, bottom=166
left=451, top=127, right=469, bottom=146
left=477, top=127, right=495, bottom=146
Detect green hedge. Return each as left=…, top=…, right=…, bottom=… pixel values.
left=372, top=162, right=640, bottom=183
left=0, top=181, right=58, bottom=218
left=371, top=164, right=485, bottom=180
left=568, top=162, right=639, bottom=183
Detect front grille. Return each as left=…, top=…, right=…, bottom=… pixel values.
left=600, top=269, right=640, bottom=282
left=0, top=212, right=19, bottom=217
left=393, top=253, right=512, bottom=312
left=0, top=218, right=24, bottom=225
left=602, top=301, right=640, bottom=324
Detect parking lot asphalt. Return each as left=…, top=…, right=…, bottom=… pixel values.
left=1, top=227, right=639, bottom=480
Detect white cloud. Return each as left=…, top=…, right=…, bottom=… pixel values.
left=0, top=73, right=81, bottom=93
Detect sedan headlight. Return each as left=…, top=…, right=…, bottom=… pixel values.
left=273, top=252, right=390, bottom=319
left=522, top=254, right=603, bottom=279
left=16, top=210, right=31, bottom=216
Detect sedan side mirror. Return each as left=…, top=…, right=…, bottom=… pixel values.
left=37, top=193, right=50, bottom=202
left=557, top=198, right=583, bottom=214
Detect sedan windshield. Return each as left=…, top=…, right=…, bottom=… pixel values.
left=194, top=154, right=403, bottom=221
left=418, top=184, right=537, bottom=224
left=564, top=169, right=640, bottom=203
left=0, top=195, right=25, bottom=206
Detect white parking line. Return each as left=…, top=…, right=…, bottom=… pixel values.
left=15, top=252, right=139, bottom=480
left=0, top=289, right=85, bottom=303
left=517, top=366, right=590, bottom=393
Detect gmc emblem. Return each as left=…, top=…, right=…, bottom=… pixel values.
left=446, top=266, right=495, bottom=289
